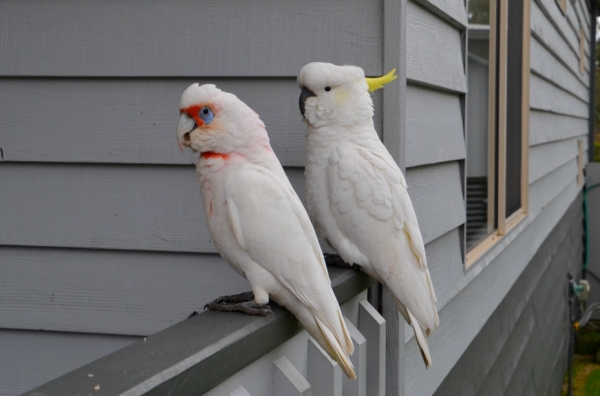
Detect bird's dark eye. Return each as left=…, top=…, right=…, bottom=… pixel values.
left=199, top=107, right=214, bottom=125
left=325, top=87, right=331, bottom=92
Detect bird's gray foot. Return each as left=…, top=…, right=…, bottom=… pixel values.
left=208, top=291, right=256, bottom=304
left=204, top=300, right=272, bottom=316
left=324, top=253, right=362, bottom=272
left=203, top=292, right=272, bottom=316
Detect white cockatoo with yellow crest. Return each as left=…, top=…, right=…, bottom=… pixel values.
left=298, top=62, right=439, bottom=367
left=176, top=83, right=356, bottom=379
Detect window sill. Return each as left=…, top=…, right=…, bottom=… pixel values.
left=465, top=208, right=528, bottom=269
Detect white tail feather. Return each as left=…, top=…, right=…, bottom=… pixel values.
left=407, top=308, right=432, bottom=367
left=315, top=315, right=356, bottom=379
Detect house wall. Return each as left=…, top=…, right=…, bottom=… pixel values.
left=434, top=192, right=583, bottom=396
left=0, top=0, right=592, bottom=395
left=0, top=1, right=386, bottom=394
left=400, top=0, right=589, bottom=395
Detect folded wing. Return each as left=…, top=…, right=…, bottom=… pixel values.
left=328, top=142, right=439, bottom=353
left=224, top=166, right=355, bottom=376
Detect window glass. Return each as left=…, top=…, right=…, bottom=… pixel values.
left=466, top=0, right=494, bottom=250
left=505, top=0, right=523, bottom=218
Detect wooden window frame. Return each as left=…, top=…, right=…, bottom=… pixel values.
left=466, top=0, right=530, bottom=268
left=556, top=0, right=568, bottom=14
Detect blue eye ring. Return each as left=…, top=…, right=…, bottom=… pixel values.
left=199, top=106, right=214, bottom=125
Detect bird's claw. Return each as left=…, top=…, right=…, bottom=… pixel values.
left=186, top=311, right=200, bottom=319
left=324, top=253, right=362, bottom=272
left=202, top=292, right=272, bottom=316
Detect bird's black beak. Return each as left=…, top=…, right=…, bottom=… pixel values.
left=299, top=87, right=316, bottom=118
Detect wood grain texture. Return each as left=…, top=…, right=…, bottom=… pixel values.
left=0, top=164, right=301, bottom=253
left=0, top=247, right=251, bottom=335
left=529, top=110, right=589, bottom=146
left=0, top=160, right=460, bottom=254
left=530, top=36, right=588, bottom=102
left=535, top=0, right=582, bottom=57
left=405, top=85, right=466, bottom=167
left=529, top=135, right=587, bottom=183
left=229, top=387, right=252, bottom=396
left=408, top=159, right=580, bottom=339
left=0, top=329, right=139, bottom=396
left=530, top=73, right=588, bottom=118
left=573, top=6, right=592, bottom=51
left=406, top=161, right=466, bottom=245
left=0, top=0, right=382, bottom=77
left=437, top=185, right=582, bottom=395
left=382, top=0, right=406, bottom=169
left=411, top=0, right=467, bottom=28
left=382, top=0, right=407, bottom=392
left=422, top=228, right=464, bottom=312
left=501, top=233, right=579, bottom=395
left=22, top=269, right=370, bottom=396
left=342, top=320, right=367, bottom=396
left=358, top=300, right=386, bottom=396
left=436, top=258, right=540, bottom=394
left=308, top=337, right=343, bottom=396
left=404, top=182, right=582, bottom=395
left=0, top=78, right=385, bottom=166
left=472, top=303, right=536, bottom=396
left=572, top=0, right=591, bottom=41
left=205, top=332, right=311, bottom=396
left=406, top=1, right=467, bottom=93
left=565, top=0, right=582, bottom=35
left=203, top=290, right=369, bottom=396
left=529, top=158, right=578, bottom=216
left=531, top=0, right=589, bottom=83
left=273, top=356, right=310, bottom=396
left=576, top=0, right=591, bottom=28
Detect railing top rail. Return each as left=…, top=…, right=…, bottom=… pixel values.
left=23, top=266, right=374, bottom=396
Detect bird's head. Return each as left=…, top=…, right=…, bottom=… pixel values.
left=297, top=62, right=397, bottom=128
left=177, top=83, right=268, bottom=156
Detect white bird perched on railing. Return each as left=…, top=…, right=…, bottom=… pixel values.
left=176, top=83, right=356, bottom=379
left=297, top=62, right=440, bottom=367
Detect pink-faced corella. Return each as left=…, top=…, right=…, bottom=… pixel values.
left=298, top=62, right=439, bottom=367
left=176, top=83, right=356, bottom=378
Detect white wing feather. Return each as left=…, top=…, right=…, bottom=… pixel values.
left=224, top=166, right=355, bottom=374
left=328, top=142, right=439, bottom=331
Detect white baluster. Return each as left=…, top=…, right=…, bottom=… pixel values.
left=307, top=337, right=342, bottom=396
left=358, top=299, right=386, bottom=396
left=273, top=356, right=311, bottom=396
left=342, top=318, right=367, bottom=396
left=229, top=385, right=252, bottom=396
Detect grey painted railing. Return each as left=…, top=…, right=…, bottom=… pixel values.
left=22, top=267, right=376, bottom=396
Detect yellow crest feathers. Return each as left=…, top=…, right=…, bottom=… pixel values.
left=366, top=68, right=397, bottom=92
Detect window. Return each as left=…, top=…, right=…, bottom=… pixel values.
left=465, top=0, right=530, bottom=266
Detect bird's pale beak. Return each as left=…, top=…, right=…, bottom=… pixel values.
left=176, top=114, right=197, bottom=153
left=299, top=87, right=316, bottom=117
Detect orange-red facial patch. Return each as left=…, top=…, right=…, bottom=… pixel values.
left=180, top=103, right=218, bottom=129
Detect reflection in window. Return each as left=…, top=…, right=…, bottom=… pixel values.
left=466, top=0, right=494, bottom=250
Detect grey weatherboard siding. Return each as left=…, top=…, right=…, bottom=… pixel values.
left=0, top=0, right=593, bottom=395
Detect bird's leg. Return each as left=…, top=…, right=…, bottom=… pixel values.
left=324, top=253, right=363, bottom=272
left=202, top=291, right=273, bottom=317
